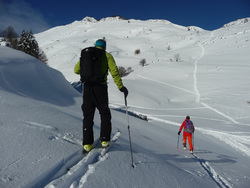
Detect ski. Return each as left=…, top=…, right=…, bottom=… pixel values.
left=100, top=130, right=121, bottom=157
left=66, top=137, right=102, bottom=172
left=82, top=136, right=101, bottom=154
left=82, top=130, right=120, bottom=155
left=67, top=130, right=120, bottom=172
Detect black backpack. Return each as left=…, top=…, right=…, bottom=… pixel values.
left=80, top=47, right=107, bottom=85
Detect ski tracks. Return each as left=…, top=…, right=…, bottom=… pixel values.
left=137, top=74, right=196, bottom=95
left=193, top=42, right=204, bottom=103
left=44, top=131, right=121, bottom=188
left=185, top=36, right=237, bottom=188
left=23, top=121, right=82, bottom=146
left=191, top=153, right=232, bottom=188
left=193, top=36, right=240, bottom=125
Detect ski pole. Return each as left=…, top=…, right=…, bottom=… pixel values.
left=177, top=134, right=180, bottom=148
left=124, top=96, right=135, bottom=168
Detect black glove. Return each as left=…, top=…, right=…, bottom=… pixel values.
left=178, top=131, right=181, bottom=135
left=120, top=86, right=128, bottom=98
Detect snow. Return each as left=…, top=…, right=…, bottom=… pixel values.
left=1, top=16, right=250, bottom=188
left=0, top=38, right=10, bottom=47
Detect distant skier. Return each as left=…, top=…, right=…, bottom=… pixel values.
left=74, top=39, right=128, bottom=152
left=178, top=116, right=195, bottom=153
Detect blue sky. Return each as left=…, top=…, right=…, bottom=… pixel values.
left=0, top=0, right=249, bottom=34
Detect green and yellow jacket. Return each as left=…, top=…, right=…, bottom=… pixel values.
left=74, top=47, right=123, bottom=89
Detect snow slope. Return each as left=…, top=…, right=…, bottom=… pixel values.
left=0, top=16, right=250, bottom=188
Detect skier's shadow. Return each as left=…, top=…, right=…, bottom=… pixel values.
left=165, top=148, right=237, bottom=165
left=191, top=148, right=237, bottom=164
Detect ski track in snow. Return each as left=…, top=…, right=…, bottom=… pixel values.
left=192, top=37, right=250, bottom=157
left=199, top=128, right=250, bottom=157
left=191, top=153, right=232, bottom=188
left=193, top=42, right=203, bottom=103
left=137, top=74, right=197, bottom=95
left=23, top=121, right=82, bottom=146
left=44, top=131, right=121, bottom=188
left=193, top=33, right=240, bottom=124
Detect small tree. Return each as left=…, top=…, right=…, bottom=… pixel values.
left=18, top=30, right=47, bottom=64
left=18, top=30, right=30, bottom=53
left=140, top=59, right=146, bottom=67
left=127, top=67, right=132, bottom=73
left=174, top=53, right=181, bottom=62
left=1, top=26, right=18, bottom=48
left=38, top=49, right=48, bottom=64
left=118, top=66, right=127, bottom=77
left=28, top=31, right=40, bottom=58
left=1, top=26, right=18, bottom=40
left=118, top=66, right=132, bottom=77
left=135, top=49, right=140, bottom=55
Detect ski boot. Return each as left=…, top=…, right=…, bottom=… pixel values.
left=83, top=144, right=94, bottom=152
left=102, top=141, right=111, bottom=148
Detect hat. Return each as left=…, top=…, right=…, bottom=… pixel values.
left=95, top=39, right=106, bottom=49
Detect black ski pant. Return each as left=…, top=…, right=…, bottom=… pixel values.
left=81, top=84, right=111, bottom=145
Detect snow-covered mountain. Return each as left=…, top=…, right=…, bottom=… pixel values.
left=0, top=16, right=250, bottom=188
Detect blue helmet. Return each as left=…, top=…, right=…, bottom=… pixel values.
left=95, top=39, right=106, bottom=49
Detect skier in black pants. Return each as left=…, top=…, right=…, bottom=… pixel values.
left=74, top=39, right=128, bottom=152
